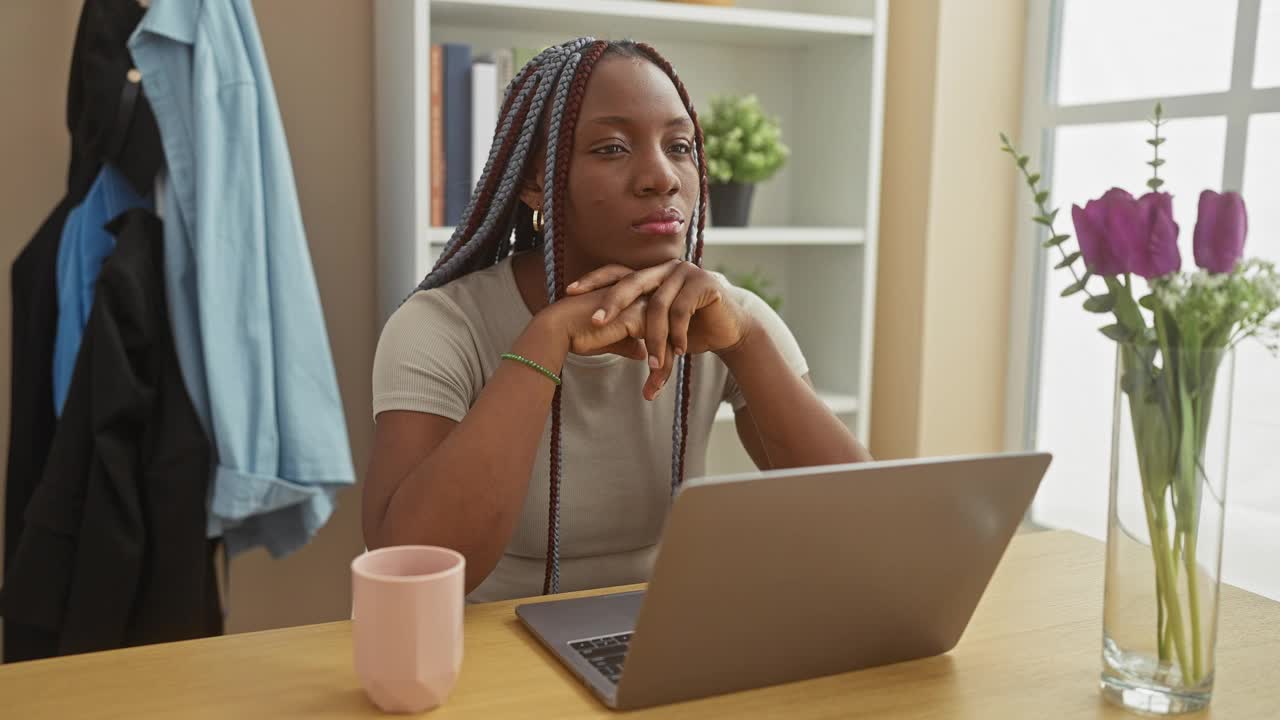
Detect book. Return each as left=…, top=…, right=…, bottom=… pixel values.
left=430, top=44, right=444, bottom=227
left=471, top=60, right=498, bottom=192
left=442, top=43, right=472, bottom=226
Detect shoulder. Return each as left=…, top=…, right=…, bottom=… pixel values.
left=377, top=286, right=470, bottom=354
left=372, top=285, right=488, bottom=422
left=378, top=259, right=517, bottom=347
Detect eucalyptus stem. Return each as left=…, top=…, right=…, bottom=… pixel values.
left=999, top=134, right=1097, bottom=300
left=1147, top=103, right=1166, bottom=192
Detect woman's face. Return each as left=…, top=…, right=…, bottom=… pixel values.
left=560, top=55, right=700, bottom=271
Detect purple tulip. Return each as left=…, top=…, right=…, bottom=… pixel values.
left=1131, top=191, right=1181, bottom=279
left=1193, top=190, right=1248, bottom=274
left=1072, top=188, right=1134, bottom=276
left=1070, top=188, right=1180, bottom=279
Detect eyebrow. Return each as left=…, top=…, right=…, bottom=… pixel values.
left=588, top=115, right=694, bottom=130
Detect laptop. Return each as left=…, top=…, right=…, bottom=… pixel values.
left=515, top=452, right=1051, bottom=710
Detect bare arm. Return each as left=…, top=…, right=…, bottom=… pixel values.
left=721, top=320, right=872, bottom=469
left=363, top=291, right=650, bottom=594
left=734, top=374, right=830, bottom=470
left=363, top=312, right=568, bottom=593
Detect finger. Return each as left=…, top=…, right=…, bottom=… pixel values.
left=644, top=263, right=690, bottom=371
left=595, top=259, right=682, bottom=325
left=599, top=337, right=647, bottom=361
left=613, top=297, right=650, bottom=341
left=566, top=264, right=633, bottom=295
left=669, top=277, right=717, bottom=357
left=644, top=345, right=678, bottom=401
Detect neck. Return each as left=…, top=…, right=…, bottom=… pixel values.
left=510, top=249, right=601, bottom=316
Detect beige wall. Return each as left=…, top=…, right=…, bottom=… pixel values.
left=871, top=0, right=1027, bottom=459
left=0, top=0, right=376, bottom=639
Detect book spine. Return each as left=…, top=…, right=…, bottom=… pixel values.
left=442, top=43, right=473, bottom=227
left=430, top=44, right=444, bottom=227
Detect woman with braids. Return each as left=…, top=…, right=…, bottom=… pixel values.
left=365, top=38, right=872, bottom=602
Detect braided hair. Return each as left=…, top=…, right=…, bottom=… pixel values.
left=412, top=39, right=708, bottom=595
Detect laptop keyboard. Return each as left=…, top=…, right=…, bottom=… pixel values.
left=568, top=632, right=632, bottom=685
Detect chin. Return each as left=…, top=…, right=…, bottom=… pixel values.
left=620, top=232, right=688, bottom=268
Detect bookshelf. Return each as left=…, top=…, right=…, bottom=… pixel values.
left=375, top=0, right=887, bottom=472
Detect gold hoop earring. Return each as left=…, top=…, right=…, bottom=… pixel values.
left=531, top=209, right=544, bottom=233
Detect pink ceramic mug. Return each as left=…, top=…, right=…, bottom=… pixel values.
left=351, top=546, right=465, bottom=713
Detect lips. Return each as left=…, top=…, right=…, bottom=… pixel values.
left=631, top=208, right=685, bottom=235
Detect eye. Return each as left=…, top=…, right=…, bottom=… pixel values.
left=668, top=141, right=693, bottom=155
left=592, top=143, right=627, bottom=156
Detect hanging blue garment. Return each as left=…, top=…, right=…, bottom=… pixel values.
left=53, top=163, right=152, bottom=415
left=129, top=0, right=355, bottom=558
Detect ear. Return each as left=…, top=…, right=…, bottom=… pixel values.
left=519, top=142, right=548, bottom=212
left=519, top=176, right=544, bottom=213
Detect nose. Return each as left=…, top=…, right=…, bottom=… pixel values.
left=633, top=146, right=681, bottom=198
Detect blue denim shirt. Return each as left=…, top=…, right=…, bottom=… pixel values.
left=129, top=0, right=354, bottom=558
left=54, top=164, right=152, bottom=415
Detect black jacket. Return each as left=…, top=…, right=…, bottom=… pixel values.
left=1, top=210, right=220, bottom=658
left=4, top=0, right=165, bottom=662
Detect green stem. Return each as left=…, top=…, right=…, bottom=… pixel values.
left=1161, top=597, right=1173, bottom=661
left=1174, top=360, right=1204, bottom=684
left=1185, top=529, right=1205, bottom=684
left=1142, top=491, right=1193, bottom=683
left=1160, top=529, right=1184, bottom=662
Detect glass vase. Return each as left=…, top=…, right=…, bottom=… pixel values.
left=1101, top=343, right=1234, bottom=714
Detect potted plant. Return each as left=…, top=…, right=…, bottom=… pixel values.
left=702, top=94, right=789, bottom=227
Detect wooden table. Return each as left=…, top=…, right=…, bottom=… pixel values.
left=3, top=531, right=1279, bottom=718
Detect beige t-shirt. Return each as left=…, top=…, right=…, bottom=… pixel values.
left=372, top=256, right=807, bottom=602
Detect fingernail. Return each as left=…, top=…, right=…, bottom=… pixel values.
left=674, top=347, right=685, bottom=356
left=648, top=355, right=660, bottom=369
left=567, top=281, right=579, bottom=291
left=592, top=309, right=606, bottom=323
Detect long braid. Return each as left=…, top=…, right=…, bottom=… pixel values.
left=541, top=40, right=609, bottom=594
left=423, top=70, right=537, bottom=283
left=633, top=43, right=709, bottom=490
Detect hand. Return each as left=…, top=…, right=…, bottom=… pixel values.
left=566, top=260, right=752, bottom=398
left=536, top=287, right=651, bottom=364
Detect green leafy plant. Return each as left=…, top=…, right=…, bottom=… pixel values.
left=702, top=94, right=789, bottom=184
left=717, top=265, right=783, bottom=312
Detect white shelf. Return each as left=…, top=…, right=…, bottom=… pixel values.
left=432, top=0, right=874, bottom=47
left=426, top=226, right=865, bottom=247
left=714, top=390, right=859, bottom=423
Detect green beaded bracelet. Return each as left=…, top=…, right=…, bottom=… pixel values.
left=501, top=353, right=562, bottom=386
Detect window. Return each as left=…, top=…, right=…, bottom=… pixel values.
left=1012, top=0, right=1280, bottom=600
